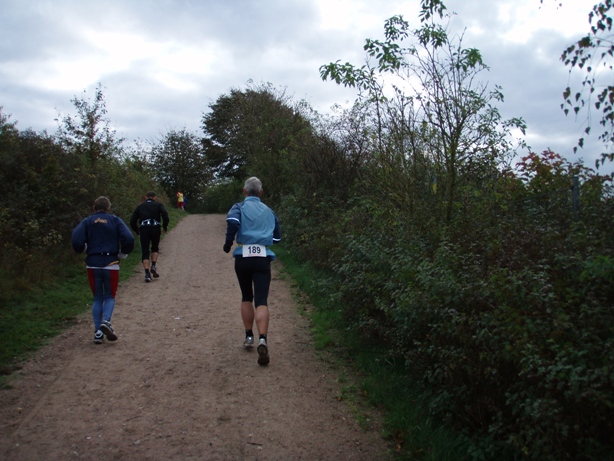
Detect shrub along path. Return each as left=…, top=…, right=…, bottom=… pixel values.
left=0, top=214, right=391, bottom=460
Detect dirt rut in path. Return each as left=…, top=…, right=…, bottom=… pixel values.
left=0, top=214, right=392, bottom=460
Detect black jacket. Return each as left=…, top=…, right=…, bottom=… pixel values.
left=130, top=199, right=169, bottom=233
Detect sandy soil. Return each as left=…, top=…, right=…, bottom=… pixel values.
left=0, top=214, right=392, bottom=460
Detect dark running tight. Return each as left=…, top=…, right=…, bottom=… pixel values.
left=234, top=256, right=272, bottom=307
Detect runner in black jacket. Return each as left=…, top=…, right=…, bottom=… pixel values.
left=130, top=191, right=169, bottom=282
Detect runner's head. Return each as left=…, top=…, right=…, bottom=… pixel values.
left=93, top=196, right=111, bottom=211
left=146, top=191, right=156, bottom=199
left=244, top=177, right=262, bottom=197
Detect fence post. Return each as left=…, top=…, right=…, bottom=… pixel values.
left=571, top=176, right=580, bottom=219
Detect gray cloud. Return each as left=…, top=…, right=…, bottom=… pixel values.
left=0, top=0, right=609, bottom=173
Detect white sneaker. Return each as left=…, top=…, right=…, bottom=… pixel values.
left=243, top=336, right=254, bottom=349
left=94, top=330, right=104, bottom=344
left=100, top=320, right=118, bottom=341
left=257, top=338, right=269, bottom=366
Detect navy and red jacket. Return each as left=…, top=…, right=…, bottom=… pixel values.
left=71, top=211, right=135, bottom=267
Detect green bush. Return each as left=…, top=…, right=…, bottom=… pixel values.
left=277, top=150, right=614, bottom=459
left=201, top=179, right=243, bottom=213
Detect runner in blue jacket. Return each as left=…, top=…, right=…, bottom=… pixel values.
left=72, top=196, right=135, bottom=344
left=224, top=177, right=281, bottom=366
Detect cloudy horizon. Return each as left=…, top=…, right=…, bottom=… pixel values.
left=1, top=0, right=610, bottom=173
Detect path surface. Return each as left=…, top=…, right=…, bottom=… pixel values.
left=0, top=214, right=392, bottom=460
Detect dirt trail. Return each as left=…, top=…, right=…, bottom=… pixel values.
left=0, top=214, right=392, bottom=460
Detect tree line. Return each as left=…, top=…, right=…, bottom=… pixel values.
left=1, top=0, right=613, bottom=459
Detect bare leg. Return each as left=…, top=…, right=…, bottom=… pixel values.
left=142, top=259, right=150, bottom=270
left=255, top=304, right=270, bottom=365
left=240, top=302, right=269, bottom=336
left=255, top=305, right=269, bottom=336
left=241, top=301, right=254, bottom=330
left=151, top=252, right=158, bottom=265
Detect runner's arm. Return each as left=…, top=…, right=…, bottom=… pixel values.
left=118, top=218, right=135, bottom=255
left=71, top=219, right=88, bottom=254
left=272, top=212, right=282, bottom=244
left=224, top=203, right=242, bottom=250
left=160, top=204, right=170, bottom=231
left=129, top=206, right=140, bottom=234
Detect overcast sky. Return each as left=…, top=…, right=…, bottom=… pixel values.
left=1, top=0, right=609, bottom=173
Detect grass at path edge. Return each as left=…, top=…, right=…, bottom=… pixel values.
left=274, top=244, right=471, bottom=461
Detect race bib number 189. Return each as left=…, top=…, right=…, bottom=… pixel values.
left=242, top=244, right=266, bottom=257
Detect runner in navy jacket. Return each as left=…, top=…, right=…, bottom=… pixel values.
left=72, top=196, right=134, bottom=344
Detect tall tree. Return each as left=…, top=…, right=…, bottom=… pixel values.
left=201, top=83, right=312, bottom=203
left=55, top=83, right=124, bottom=167
left=149, top=128, right=211, bottom=206
left=320, top=2, right=525, bottom=222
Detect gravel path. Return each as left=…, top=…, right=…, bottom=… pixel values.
left=0, top=213, right=392, bottom=460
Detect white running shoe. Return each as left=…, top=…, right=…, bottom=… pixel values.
left=100, top=320, right=118, bottom=341
left=94, top=330, right=104, bottom=344
left=257, top=338, right=269, bottom=366
left=244, top=336, right=254, bottom=349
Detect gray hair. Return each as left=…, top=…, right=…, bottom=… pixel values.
left=244, top=177, right=262, bottom=196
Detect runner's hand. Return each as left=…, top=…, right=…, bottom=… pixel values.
left=223, top=242, right=232, bottom=253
